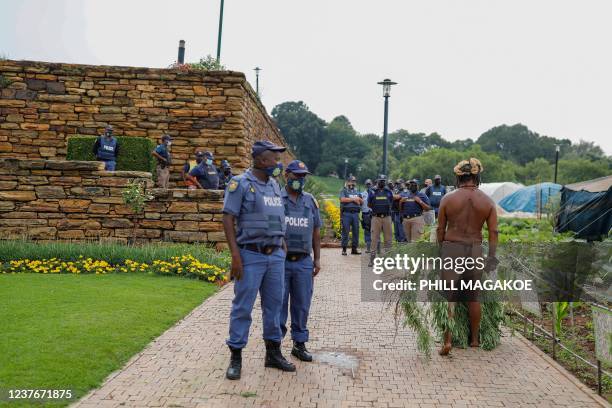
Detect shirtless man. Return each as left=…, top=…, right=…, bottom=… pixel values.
left=436, top=158, right=498, bottom=356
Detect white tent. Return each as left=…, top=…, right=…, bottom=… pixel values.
left=479, top=182, right=524, bottom=203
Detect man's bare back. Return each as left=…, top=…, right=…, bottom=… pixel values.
left=436, top=187, right=497, bottom=244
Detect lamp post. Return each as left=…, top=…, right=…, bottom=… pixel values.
left=344, top=158, right=349, bottom=180
left=377, top=78, right=397, bottom=176
left=554, top=144, right=560, bottom=184
left=216, top=0, right=225, bottom=62
left=254, top=67, right=262, bottom=96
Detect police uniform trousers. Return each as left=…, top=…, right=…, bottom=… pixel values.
left=156, top=164, right=170, bottom=189
left=402, top=215, right=425, bottom=243
left=392, top=211, right=407, bottom=242
left=341, top=211, right=360, bottom=248
left=361, top=211, right=372, bottom=247
left=227, top=247, right=286, bottom=349
left=102, top=160, right=116, bottom=171
left=280, top=255, right=313, bottom=343
left=370, top=214, right=392, bottom=254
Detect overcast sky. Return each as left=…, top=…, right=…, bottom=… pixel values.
left=2, top=0, right=611, bottom=153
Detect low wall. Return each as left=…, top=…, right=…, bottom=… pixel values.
left=0, top=59, right=293, bottom=185
left=0, top=158, right=226, bottom=247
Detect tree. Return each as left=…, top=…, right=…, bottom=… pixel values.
left=557, top=158, right=611, bottom=184
left=563, top=139, right=607, bottom=161
left=389, top=130, right=451, bottom=159
left=271, top=101, right=327, bottom=173
left=477, top=124, right=571, bottom=165
left=519, top=158, right=554, bottom=185
left=319, top=116, right=371, bottom=178
left=392, top=145, right=519, bottom=186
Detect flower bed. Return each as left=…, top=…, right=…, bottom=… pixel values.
left=2, top=254, right=228, bottom=284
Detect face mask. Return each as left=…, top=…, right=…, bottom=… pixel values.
left=410, top=185, right=418, bottom=193
left=347, top=183, right=355, bottom=189
left=365, top=184, right=372, bottom=190
left=205, top=159, right=213, bottom=166
left=224, top=168, right=231, bottom=174
left=289, top=178, right=305, bottom=192
left=262, top=162, right=282, bottom=177
left=435, top=180, right=441, bottom=185
left=377, top=181, right=385, bottom=189
left=166, top=141, right=172, bottom=147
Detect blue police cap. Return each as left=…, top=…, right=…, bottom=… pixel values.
left=286, top=160, right=311, bottom=174
left=203, top=151, right=213, bottom=158
left=221, top=159, right=231, bottom=168
left=251, top=140, right=286, bottom=157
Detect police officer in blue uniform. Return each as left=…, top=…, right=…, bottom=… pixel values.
left=425, top=174, right=447, bottom=218
left=361, top=179, right=373, bottom=253
left=391, top=179, right=407, bottom=243
left=218, top=160, right=234, bottom=190
left=187, top=151, right=220, bottom=189
left=339, top=175, right=362, bottom=256
left=280, top=160, right=321, bottom=362
left=182, top=151, right=204, bottom=189
left=222, top=140, right=295, bottom=380
left=399, top=179, right=432, bottom=242
left=93, top=125, right=120, bottom=171
left=367, top=175, right=396, bottom=266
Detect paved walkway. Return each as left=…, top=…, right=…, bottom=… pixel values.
left=73, top=249, right=606, bottom=408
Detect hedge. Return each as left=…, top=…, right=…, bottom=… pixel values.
left=66, top=136, right=156, bottom=175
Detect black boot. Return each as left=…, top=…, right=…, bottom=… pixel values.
left=291, top=341, right=313, bottom=362
left=351, top=247, right=361, bottom=255
left=264, top=340, right=296, bottom=372
left=368, top=253, right=374, bottom=267
left=342, top=247, right=347, bottom=256
left=226, top=346, right=242, bottom=380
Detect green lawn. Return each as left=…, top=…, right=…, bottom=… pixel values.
left=0, top=273, right=217, bottom=407
left=310, top=175, right=345, bottom=196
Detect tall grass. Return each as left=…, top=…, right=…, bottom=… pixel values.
left=0, top=240, right=230, bottom=269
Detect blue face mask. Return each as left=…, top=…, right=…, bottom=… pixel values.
left=205, top=159, right=213, bottom=166
left=264, top=162, right=283, bottom=177
left=289, top=178, right=305, bottom=193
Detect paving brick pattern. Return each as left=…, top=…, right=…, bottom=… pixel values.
left=73, top=249, right=606, bottom=407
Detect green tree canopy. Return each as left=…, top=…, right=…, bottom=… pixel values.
left=271, top=101, right=326, bottom=173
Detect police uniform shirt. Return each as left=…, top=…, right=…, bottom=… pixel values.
left=339, top=187, right=361, bottom=211
left=281, top=188, right=322, bottom=254
left=189, top=163, right=220, bottom=189
left=222, top=169, right=285, bottom=247
left=399, top=190, right=431, bottom=216
left=367, top=188, right=394, bottom=214
left=155, top=144, right=171, bottom=164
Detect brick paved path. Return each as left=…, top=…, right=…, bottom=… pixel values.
left=73, top=249, right=606, bottom=408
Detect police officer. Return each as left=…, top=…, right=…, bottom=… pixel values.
left=339, top=175, right=362, bottom=256
left=223, top=140, right=294, bottom=380
left=280, top=160, right=321, bottom=362
left=187, top=151, right=220, bottom=189
left=399, top=179, right=432, bottom=242
left=182, top=151, right=204, bottom=189
left=361, top=179, right=373, bottom=253
left=152, top=135, right=172, bottom=189
left=392, top=179, right=407, bottom=243
left=218, top=160, right=234, bottom=190
left=425, top=174, right=447, bottom=218
left=93, top=125, right=120, bottom=171
left=367, top=175, right=395, bottom=266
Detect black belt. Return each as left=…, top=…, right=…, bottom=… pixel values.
left=342, top=209, right=360, bottom=213
left=373, top=213, right=390, bottom=217
left=402, top=214, right=422, bottom=219
left=286, top=252, right=309, bottom=262
left=239, top=244, right=280, bottom=255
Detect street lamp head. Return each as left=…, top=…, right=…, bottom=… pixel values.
left=345, top=158, right=349, bottom=163
left=254, top=67, right=262, bottom=74
left=377, top=78, right=397, bottom=97
left=555, top=144, right=560, bottom=152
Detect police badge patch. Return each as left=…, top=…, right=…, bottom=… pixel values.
left=228, top=179, right=239, bottom=192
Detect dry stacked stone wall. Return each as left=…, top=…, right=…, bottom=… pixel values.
left=0, top=59, right=292, bottom=185
left=0, top=158, right=226, bottom=247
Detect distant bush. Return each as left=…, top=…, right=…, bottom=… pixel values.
left=66, top=136, right=156, bottom=175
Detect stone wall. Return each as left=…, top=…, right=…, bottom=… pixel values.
left=0, top=158, right=226, bottom=246
left=0, top=59, right=292, bottom=185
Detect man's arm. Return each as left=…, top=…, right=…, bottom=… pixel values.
left=222, top=213, right=243, bottom=280
left=415, top=195, right=432, bottom=211
left=312, top=227, right=321, bottom=276
left=114, top=140, right=120, bottom=158
left=486, top=204, right=498, bottom=258
left=436, top=202, right=447, bottom=243
left=152, top=150, right=166, bottom=162
left=187, top=174, right=203, bottom=189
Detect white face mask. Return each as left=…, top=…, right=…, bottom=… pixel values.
left=166, top=141, right=172, bottom=147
